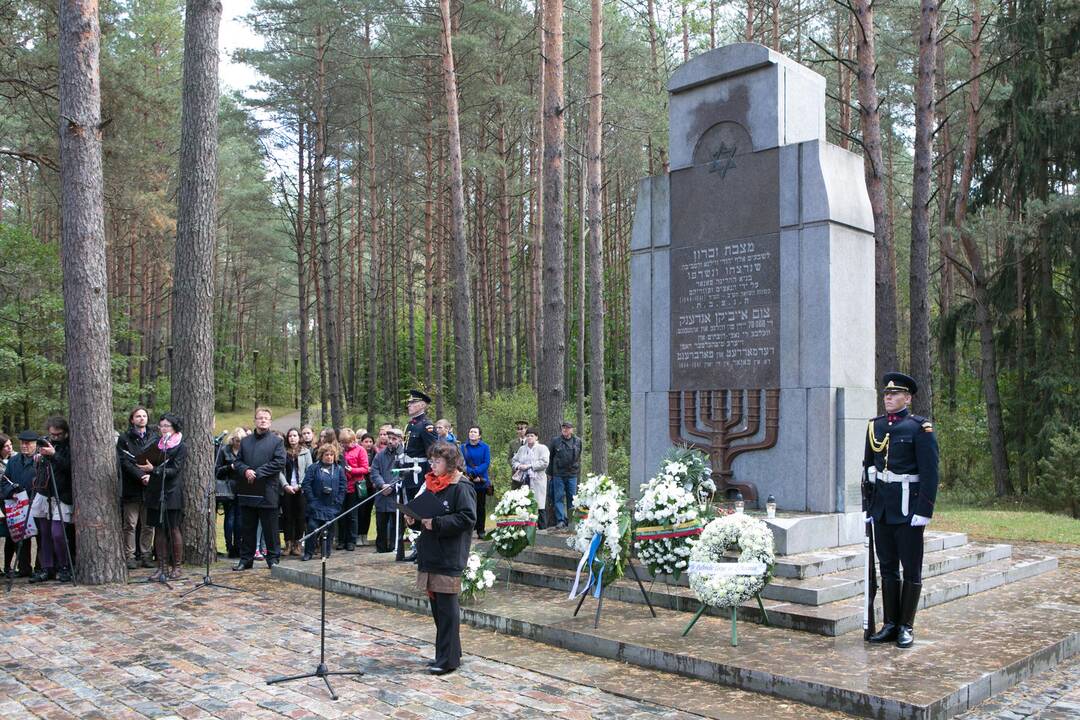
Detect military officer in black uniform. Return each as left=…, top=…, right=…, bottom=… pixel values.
left=397, top=389, right=440, bottom=561
left=863, top=372, right=939, bottom=648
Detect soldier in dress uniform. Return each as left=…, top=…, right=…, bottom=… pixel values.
left=863, top=372, right=939, bottom=648
left=397, top=389, right=440, bottom=561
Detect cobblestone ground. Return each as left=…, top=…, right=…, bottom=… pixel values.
left=955, top=656, right=1080, bottom=720
left=1, top=562, right=1077, bottom=720
left=0, top=570, right=700, bottom=720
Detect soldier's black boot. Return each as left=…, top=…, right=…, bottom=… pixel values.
left=868, top=579, right=901, bottom=643
left=896, top=581, right=921, bottom=648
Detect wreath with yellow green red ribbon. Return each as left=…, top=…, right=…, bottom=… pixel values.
left=633, top=476, right=702, bottom=581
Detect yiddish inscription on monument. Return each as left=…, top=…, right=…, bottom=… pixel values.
left=670, top=233, right=780, bottom=389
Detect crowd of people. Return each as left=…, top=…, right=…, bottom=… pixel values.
left=0, top=390, right=584, bottom=590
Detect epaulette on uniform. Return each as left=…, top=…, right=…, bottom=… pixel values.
left=911, top=414, right=934, bottom=432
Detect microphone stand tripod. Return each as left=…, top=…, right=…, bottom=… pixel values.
left=181, top=482, right=245, bottom=598
left=266, top=481, right=396, bottom=699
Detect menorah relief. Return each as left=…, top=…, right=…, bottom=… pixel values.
left=668, top=388, right=780, bottom=504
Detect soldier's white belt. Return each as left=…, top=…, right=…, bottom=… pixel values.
left=872, top=470, right=920, bottom=516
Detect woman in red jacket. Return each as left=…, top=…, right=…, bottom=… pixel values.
left=337, top=428, right=370, bottom=551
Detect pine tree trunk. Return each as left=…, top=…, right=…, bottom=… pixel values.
left=172, top=0, right=221, bottom=565
left=586, top=0, right=608, bottom=473
left=58, top=0, right=124, bottom=583
left=314, top=26, right=343, bottom=429
left=539, top=0, right=566, bottom=443
left=949, top=0, right=1010, bottom=495
left=439, top=0, right=478, bottom=431
left=296, top=120, right=311, bottom=426
left=909, top=0, right=938, bottom=416
left=852, top=0, right=897, bottom=395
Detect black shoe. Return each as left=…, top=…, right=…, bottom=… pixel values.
left=56, top=569, right=73, bottom=583
left=335, top=543, right=345, bottom=550
left=232, top=561, right=253, bottom=571
left=125, top=559, right=138, bottom=570
left=868, top=578, right=902, bottom=643
left=426, top=660, right=438, bottom=666
left=267, top=558, right=280, bottom=569
left=140, top=558, right=156, bottom=569
left=429, top=666, right=456, bottom=676
left=301, top=553, right=312, bottom=561
left=345, top=543, right=356, bottom=551
left=896, top=581, right=922, bottom=648
left=28, top=570, right=52, bottom=583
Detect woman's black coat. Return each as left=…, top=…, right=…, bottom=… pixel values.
left=415, top=478, right=477, bottom=578
left=145, top=441, right=187, bottom=511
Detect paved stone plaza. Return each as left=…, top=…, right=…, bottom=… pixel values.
left=1, top=549, right=1076, bottom=720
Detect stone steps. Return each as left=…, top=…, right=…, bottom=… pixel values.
left=271, top=547, right=1078, bottom=720
left=479, top=545, right=1056, bottom=636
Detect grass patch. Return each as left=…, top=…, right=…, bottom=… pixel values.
left=933, top=493, right=1080, bottom=544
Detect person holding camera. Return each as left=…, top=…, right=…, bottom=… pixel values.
left=117, top=406, right=159, bottom=569
left=29, top=417, right=74, bottom=583
left=300, top=443, right=346, bottom=560
left=140, top=413, right=187, bottom=581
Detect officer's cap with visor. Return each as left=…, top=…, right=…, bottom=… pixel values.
left=881, top=372, right=918, bottom=395
left=407, top=389, right=432, bottom=405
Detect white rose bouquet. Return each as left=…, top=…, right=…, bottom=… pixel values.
left=461, top=552, right=498, bottom=603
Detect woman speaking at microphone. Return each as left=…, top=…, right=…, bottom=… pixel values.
left=140, top=413, right=187, bottom=581
left=404, top=442, right=476, bottom=675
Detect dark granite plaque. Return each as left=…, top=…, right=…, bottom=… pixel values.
left=670, top=234, right=780, bottom=388
left=670, top=126, right=781, bottom=390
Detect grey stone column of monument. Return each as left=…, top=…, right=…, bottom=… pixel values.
left=629, top=43, right=876, bottom=556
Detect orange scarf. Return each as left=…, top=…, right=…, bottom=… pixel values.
left=424, top=471, right=456, bottom=494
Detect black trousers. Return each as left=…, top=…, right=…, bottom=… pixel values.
left=280, top=490, right=306, bottom=543
left=429, top=591, right=462, bottom=669
left=4, top=537, right=32, bottom=576
left=375, top=510, right=394, bottom=552
left=240, top=505, right=281, bottom=565
left=474, top=487, right=487, bottom=537
left=874, top=521, right=925, bottom=583
left=337, top=490, right=359, bottom=546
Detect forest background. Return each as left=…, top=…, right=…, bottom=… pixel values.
left=1, top=0, right=1078, bottom=524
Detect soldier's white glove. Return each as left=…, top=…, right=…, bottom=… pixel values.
left=865, top=514, right=873, bottom=524
left=910, top=514, right=930, bottom=527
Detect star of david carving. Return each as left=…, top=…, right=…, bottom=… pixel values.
left=708, top=142, right=738, bottom=178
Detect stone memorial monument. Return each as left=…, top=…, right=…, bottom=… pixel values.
left=630, top=43, right=877, bottom=554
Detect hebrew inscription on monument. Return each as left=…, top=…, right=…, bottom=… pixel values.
left=669, top=120, right=780, bottom=390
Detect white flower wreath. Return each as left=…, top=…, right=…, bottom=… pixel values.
left=568, top=473, right=631, bottom=588
left=687, top=514, right=775, bottom=608
left=633, top=477, right=701, bottom=581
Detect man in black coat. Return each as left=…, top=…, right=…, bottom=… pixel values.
left=548, top=421, right=582, bottom=529
left=863, top=372, right=939, bottom=649
left=231, top=407, right=286, bottom=570
left=116, top=406, right=159, bottom=569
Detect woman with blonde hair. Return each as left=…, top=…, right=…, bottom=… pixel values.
left=336, top=428, right=369, bottom=550
left=214, top=427, right=247, bottom=559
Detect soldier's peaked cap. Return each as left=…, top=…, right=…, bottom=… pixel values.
left=881, top=372, right=918, bottom=395
left=408, top=389, right=432, bottom=404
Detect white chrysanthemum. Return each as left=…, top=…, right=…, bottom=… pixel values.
left=687, top=514, right=774, bottom=608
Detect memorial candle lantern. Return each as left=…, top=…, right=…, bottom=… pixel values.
left=734, top=491, right=744, bottom=514
left=766, top=494, right=776, bottom=519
